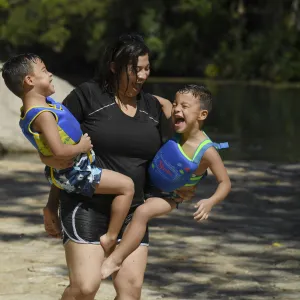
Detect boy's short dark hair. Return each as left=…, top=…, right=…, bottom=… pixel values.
left=1, top=53, right=41, bottom=97
left=177, top=84, right=213, bottom=113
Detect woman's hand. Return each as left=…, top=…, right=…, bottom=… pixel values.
left=174, top=185, right=197, bottom=202
left=39, top=153, right=74, bottom=169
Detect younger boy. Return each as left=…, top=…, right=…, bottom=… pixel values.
left=1, top=53, right=134, bottom=254
left=101, top=84, right=231, bottom=278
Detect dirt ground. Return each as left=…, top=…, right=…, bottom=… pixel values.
left=0, top=154, right=299, bottom=300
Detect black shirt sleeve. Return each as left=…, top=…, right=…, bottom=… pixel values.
left=148, top=94, right=173, bottom=143
left=62, top=82, right=97, bottom=123
left=62, top=89, right=85, bottom=123
left=159, top=112, right=173, bottom=143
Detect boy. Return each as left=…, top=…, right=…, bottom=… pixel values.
left=1, top=53, right=134, bottom=254
left=101, top=84, right=231, bottom=278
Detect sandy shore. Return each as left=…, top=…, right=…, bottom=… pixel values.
left=0, top=155, right=299, bottom=300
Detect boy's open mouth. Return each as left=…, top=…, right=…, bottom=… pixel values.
left=174, top=116, right=185, bottom=125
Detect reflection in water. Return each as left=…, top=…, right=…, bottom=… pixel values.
left=145, top=83, right=299, bottom=163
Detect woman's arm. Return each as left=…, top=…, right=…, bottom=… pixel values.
left=153, top=95, right=173, bottom=119
left=152, top=95, right=174, bottom=142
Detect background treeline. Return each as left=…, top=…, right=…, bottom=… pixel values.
left=1, top=0, right=300, bottom=82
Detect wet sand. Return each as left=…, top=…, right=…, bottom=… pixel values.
left=0, top=155, right=299, bottom=299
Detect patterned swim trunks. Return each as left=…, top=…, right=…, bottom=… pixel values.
left=44, top=150, right=102, bottom=197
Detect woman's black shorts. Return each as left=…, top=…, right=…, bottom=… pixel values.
left=60, top=195, right=149, bottom=246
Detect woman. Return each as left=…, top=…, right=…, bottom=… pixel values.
left=41, top=34, right=195, bottom=300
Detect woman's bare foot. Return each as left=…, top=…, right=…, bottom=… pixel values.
left=43, top=207, right=61, bottom=238
left=100, top=234, right=117, bottom=256
left=101, top=255, right=121, bottom=279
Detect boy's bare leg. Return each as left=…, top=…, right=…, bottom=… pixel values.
left=101, top=197, right=176, bottom=278
left=94, top=169, right=134, bottom=256
left=43, top=184, right=61, bottom=238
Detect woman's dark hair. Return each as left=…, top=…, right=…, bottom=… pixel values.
left=96, top=33, right=150, bottom=96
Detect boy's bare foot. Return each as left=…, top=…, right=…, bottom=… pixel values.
left=101, top=256, right=121, bottom=279
left=100, top=234, right=117, bottom=257
left=43, top=207, right=61, bottom=238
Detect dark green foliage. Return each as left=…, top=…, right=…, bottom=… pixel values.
left=1, top=0, right=300, bottom=82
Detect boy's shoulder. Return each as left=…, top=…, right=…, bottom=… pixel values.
left=187, top=132, right=229, bottom=164
left=46, top=96, right=61, bottom=106
left=198, top=137, right=229, bottom=163
left=21, top=97, right=60, bottom=120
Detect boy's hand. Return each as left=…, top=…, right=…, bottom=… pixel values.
left=193, top=199, right=214, bottom=222
left=79, top=133, right=93, bottom=153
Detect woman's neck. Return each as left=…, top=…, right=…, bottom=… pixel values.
left=115, top=92, right=138, bottom=117
left=115, top=92, right=137, bottom=106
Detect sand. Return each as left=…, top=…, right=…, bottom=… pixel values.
left=0, top=155, right=299, bottom=300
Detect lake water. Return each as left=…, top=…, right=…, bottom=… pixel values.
left=1, top=81, right=298, bottom=164
left=145, top=82, right=299, bottom=163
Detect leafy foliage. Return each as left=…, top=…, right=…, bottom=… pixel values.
left=1, top=0, right=300, bottom=82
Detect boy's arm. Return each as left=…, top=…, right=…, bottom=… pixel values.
left=153, top=95, right=173, bottom=119
left=202, top=147, right=231, bottom=206
left=38, top=152, right=74, bottom=169
left=193, top=147, right=231, bottom=221
left=33, top=111, right=92, bottom=159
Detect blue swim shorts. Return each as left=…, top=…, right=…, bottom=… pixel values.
left=44, top=150, right=102, bottom=197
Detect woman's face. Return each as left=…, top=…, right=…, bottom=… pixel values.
left=118, top=54, right=150, bottom=98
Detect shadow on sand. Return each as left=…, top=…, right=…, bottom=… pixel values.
left=0, top=160, right=299, bottom=299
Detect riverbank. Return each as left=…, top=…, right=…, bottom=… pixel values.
left=0, top=156, right=299, bottom=299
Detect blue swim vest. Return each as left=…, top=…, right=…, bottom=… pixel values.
left=148, top=133, right=229, bottom=192
left=19, top=96, right=83, bottom=156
